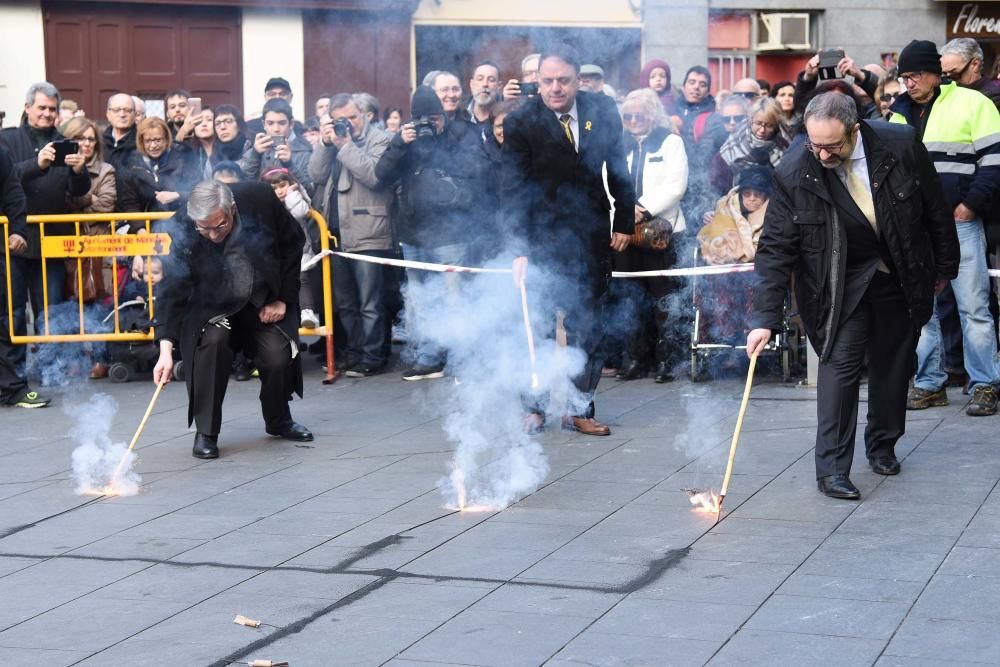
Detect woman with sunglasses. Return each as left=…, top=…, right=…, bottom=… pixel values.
left=607, top=88, right=689, bottom=383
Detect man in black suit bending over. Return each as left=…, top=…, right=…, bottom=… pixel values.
left=502, top=44, right=637, bottom=436
left=152, top=180, right=313, bottom=459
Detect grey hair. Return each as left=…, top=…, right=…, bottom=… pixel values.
left=106, top=92, right=134, bottom=110
left=804, top=92, right=858, bottom=130
left=719, top=95, right=750, bottom=114
left=521, top=53, right=541, bottom=72
left=423, top=70, right=458, bottom=89
left=353, top=92, right=380, bottom=116
left=25, top=81, right=60, bottom=106
left=941, top=38, right=984, bottom=64
left=187, top=180, right=234, bottom=223
left=622, top=88, right=674, bottom=133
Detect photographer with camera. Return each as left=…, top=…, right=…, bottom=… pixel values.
left=309, top=93, right=395, bottom=377
left=375, top=85, right=485, bottom=381
left=239, top=98, right=314, bottom=196
left=797, top=49, right=882, bottom=120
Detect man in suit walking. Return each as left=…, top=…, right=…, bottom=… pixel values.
left=748, top=92, right=958, bottom=499
left=502, top=44, right=637, bottom=436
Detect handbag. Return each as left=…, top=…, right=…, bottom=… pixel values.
left=64, top=222, right=110, bottom=303
left=630, top=215, right=674, bottom=251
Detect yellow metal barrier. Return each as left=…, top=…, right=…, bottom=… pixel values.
left=1, top=209, right=338, bottom=382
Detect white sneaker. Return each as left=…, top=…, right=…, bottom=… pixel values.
left=300, top=309, right=319, bottom=328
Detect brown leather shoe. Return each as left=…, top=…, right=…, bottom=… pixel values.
left=89, top=363, right=108, bottom=379
left=562, top=416, right=611, bottom=436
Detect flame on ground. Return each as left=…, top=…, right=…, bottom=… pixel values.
left=684, top=488, right=721, bottom=513
left=443, top=470, right=505, bottom=512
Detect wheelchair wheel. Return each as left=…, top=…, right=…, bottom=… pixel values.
left=172, top=360, right=185, bottom=382
left=108, top=362, right=133, bottom=383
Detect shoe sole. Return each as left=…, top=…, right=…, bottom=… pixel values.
left=402, top=372, right=445, bottom=381
left=966, top=408, right=997, bottom=417
left=869, top=464, right=901, bottom=476
left=192, top=452, right=219, bottom=459
left=13, top=402, right=49, bottom=408
left=906, top=398, right=949, bottom=410
left=819, top=491, right=861, bottom=500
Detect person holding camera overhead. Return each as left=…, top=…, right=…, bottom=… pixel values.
left=239, top=98, right=314, bottom=196
left=309, top=93, right=395, bottom=377
left=375, top=85, right=485, bottom=381
left=0, top=82, right=90, bottom=350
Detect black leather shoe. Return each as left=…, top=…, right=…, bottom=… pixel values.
left=869, top=457, right=901, bottom=475
left=817, top=475, right=860, bottom=500
left=193, top=433, right=219, bottom=459
left=653, top=361, right=674, bottom=383
left=615, top=361, right=647, bottom=381
left=267, top=421, right=314, bottom=442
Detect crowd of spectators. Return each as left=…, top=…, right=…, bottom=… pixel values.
left=1, top=37, right=998, bottom=417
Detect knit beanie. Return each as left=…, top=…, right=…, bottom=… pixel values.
left=411, top=85, right=444, bottom=117
left=641, top=59, right=672, bottom=88
left=738, top=165, right=773, bottom=197
left=897, top=40, right=942, bottom=75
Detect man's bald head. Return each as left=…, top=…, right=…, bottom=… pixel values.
left=733, top=78, right=762, bottom=98
left=106, top=93, right=136, bottom=133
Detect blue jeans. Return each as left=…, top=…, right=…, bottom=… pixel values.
left=915, top=218, right=1000, bottom=391
left=331, top=250, right=390, bottom=367
left=400, top=243, right=466, bottom=368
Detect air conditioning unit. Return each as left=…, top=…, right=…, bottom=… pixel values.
left=756, top=13, right=811, bottom=51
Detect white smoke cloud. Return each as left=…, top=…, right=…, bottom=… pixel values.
left=67, top=393, right=141, bottom=496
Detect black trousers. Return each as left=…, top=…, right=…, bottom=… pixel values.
left=0, top=257, right=27, bottom=402
left=191, top=305, right=295, bottom=436
left=815, top=271, right=916, bottom=478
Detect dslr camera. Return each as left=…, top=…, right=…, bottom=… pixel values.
left=333, top=118, right=351, bottom=138
left=412, top=116, right=437, bottom=140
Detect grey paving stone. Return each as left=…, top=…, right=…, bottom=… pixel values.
left=744, top=593, right=909, bottom=640
left=957, top=513, right=1000, bottom=549
left=169, top=531, right=330, bottom=568
left=0, top=595, right=188, bottom=651
left=401, top=545, right=550, bottom=585
left=516, top=557, right=650, bottom=589
left=836, top=500, right=978, bottom=538
left=590, top=597, right=756, bottom=641
left=0, top=556, right=42, bottom=578
left=226, top=569, right=378, bottom=600
left=875, top=656, right=994, bottom=667
left=400, top=608, right=593, bottom=667
left=798, top=543, right=946, bottom=583
left=515, top=479, right=655, bottom=512
left=473, top=582, right=623, bottom=618
left=938, top=546, right=1000, bottom=578
left=549, top=533, right=690, bottom=565
left=547, top=631, right=720, bottom=666
left=708, top=629, right=885, bottom=666
left=0, top=646, right=90, bottom=666
left=443, top=520, right=585, bottom=551
left=98, top=562, right=260, bottom=603
left=883, top=616, right=1000, bottom=663
left=72, top=638, right=251, bottom=666
left=688, top=532, right=824, bottom=565
left=632, top=559, right=797, bottom=606
left=909, top=574, right=1000, bottom=623
left=710, top=516, right=839, bottom=538
left=486, top=506, right=613, bottom=527
left=776, top=573, right=926, bottom=604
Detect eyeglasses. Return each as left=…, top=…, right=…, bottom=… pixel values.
left=900, top=71, right=926, bottom=84
left=143, top=137, right=167, bottom=146
left=805, top=136, right=851, bottom=155
left=622, top=113, right=648, bottom=122
left=879, top=93, right=899, bottom=103
left=77, top=136, right=98, bottom=144
left=108, top=107, right=135, bottom=115
left=722, top=114, right=747, bottom=125
left=733, top=91, right=758, bottom=99
left=214, top=118, right=236, bottom=127
left=194, top=211, right=233, bottom=235
left=436, top=86, right=462, bottom=95
left=942, top=59, right=973, bottom=80
left=752, top=120, right=778, bottom=131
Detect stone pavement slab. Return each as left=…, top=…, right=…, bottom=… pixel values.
left=1, top=372, right=998, bottom=665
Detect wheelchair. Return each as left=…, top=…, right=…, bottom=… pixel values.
left=689, top=246, right=803, bottom=382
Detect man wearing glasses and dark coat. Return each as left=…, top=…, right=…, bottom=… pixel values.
left=747, top=92, right=958, bottom=500
left=152, top=180, right=313, bottom=459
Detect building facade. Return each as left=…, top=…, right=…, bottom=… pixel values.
left=0, top=0, right=959, bottom=127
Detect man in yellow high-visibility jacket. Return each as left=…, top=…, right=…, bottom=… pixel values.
left=890, top=39, right=1000, bottom=417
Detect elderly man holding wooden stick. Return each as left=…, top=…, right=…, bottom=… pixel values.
left=152, top=180, right=313, bottom=459
left=748, top=93, right=958, bottom=500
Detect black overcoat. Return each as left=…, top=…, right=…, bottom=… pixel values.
left=154, top=181, right=305, bottom=425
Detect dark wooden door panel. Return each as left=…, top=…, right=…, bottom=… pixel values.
left=43, top=1, right=241, bottom=117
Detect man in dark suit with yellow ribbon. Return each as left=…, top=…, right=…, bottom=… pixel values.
left=502, top=43, right=636, bottom=436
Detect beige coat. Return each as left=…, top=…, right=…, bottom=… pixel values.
left=697, top=187, right=767, bottom=265
left=69, top=159, right=117, bottom=232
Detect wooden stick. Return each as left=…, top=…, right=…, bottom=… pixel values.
left=110, top=381, right=165, bottom=482
left=519, top=280, right=540, bottom=389
left=717, top=352, right=758, bottom=521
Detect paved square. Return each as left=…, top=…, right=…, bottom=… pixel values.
left=1, top=365, right=998, bottom=666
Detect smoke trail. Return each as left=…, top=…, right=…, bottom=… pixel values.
left=404, top=255, right=589, bottom=510
left=67, top=393, right=140, bottom=496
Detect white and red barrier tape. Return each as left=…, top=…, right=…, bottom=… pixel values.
left=307, top=250, right=1000, bottom=279
left=304, top=250, right=756, bottom=278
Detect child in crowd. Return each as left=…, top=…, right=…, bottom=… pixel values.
left=261, top=167, right=319, bottom=328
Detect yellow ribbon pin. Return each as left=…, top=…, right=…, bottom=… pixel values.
left=585, top=121, right=593, bottom=131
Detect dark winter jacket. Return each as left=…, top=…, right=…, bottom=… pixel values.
left=102, top=125, right=137, bottom=170
left=0, top=123, right=90, bottom=257
left=751, top=120, right=959, bottom=361
left=117, top=143, right=200, bottom=221
left=0, top=145, right=29, bottom=243
left=375, top=117, right=485, bottom=247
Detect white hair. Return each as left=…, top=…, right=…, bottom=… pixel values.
left=187, top=180, right=234, bottom=223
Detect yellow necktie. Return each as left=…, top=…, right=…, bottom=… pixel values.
left=559, top=113, right=575, bottom=149
left=844, top=159, right=889, bottom=273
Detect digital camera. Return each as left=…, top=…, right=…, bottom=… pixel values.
left=333, top=118, right=351, bottom=138
left=412, top=116, right=437, bottom=140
